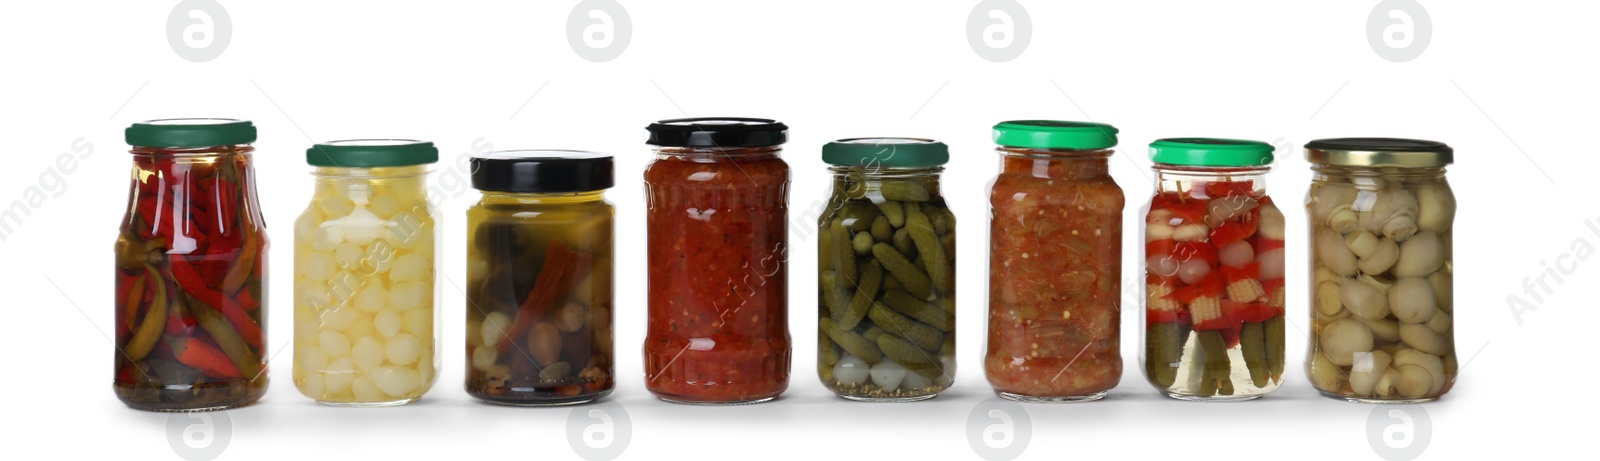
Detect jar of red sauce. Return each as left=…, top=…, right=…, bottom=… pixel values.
left=642, top=117, right=792, bottom=404
left=984, top=121, right=1123, bottom=402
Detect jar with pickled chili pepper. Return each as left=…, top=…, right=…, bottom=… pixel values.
left=643, top=117, right=791, bottom=404
left=1141, top=138, right=1286, bottom=401
left=292, top=140, right=440, bottom=406
left=818, top=138, right=956, bottom=402
left=984, top=121, right=1123, bottom=402
left=1303, top=138, right=1456, bottom=403
left=465, top=150, right=616, bottom=406
left=114, top=118, right=269, bottom=411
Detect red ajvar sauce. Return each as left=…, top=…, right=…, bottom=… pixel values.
left=643, top=148, right=791, bottom=403
left=985, top=149, right=1123, bottom=398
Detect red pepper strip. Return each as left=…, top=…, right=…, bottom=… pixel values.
left=1218, top=262, right=1260, bottom=284
left=1209, top=218, right=1258, bottom=248
left=1253, top=238, right=1284, bottom=253
left=1166, top=271, right=1223, bottom=303
left=1153, top=193, right=1209, bottom=224
left=166, top=311, right=197, bottom=336
left=497, top=240, right=592, bottom=353
left=216, top=178, right=239, bottom=236
left=170, top=258, right=262, bottom=345
left=1201, top=180, right=1255, bottom=200
left=168, top=336, right=243, bottom=379
left=1146, top=309, right=1192, bottom=326
left=1171, top=241, right=1218, bottom=266
left=1261, top=278, right=1285, bottom=305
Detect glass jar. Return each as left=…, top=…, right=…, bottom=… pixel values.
left=292, top=140, right=440, bottom=406
left=817, top=138, right=956, bottom=402
left=642, top=118, right=792, bottom=404
left=1303, top=138, right=1456, bottom=403
left=1141, top=138, right=1286, bottom=401
left=114, top=118, right=269, bottom=411
left=984, top=121, right=1123, bottom=402
left=464, top=150, right=616, bottom=406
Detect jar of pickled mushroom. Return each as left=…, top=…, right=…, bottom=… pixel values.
left=115, top=118, right=269, bottom=411
left=1141, top=138, right=1286, bottom=401
left=818, top=138, right=956, bottom=402
left=985, top=121, right=1122, bottom=402
left=293, top=140, right=440, bottom=406
left=465, top=150, right=616, bottom=406
left=643, top=118, right=792, bottom=404
left=1303, top=138, right=1455, bottom=403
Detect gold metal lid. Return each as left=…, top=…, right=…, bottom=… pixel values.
left=1304, top=138, right=1453, bottom=168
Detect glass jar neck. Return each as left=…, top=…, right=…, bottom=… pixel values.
left=654, top=145, right=782, bottom=159
left=1311, top=164, right=1447, bottom=182
left=130, top=144, right=254, bottom=158
left=997, top=147, right=1112, bottom=180
left=311, top=164, right=433, bottom=180
left=828, top=165, right=943, bottom=180
left=478, top=190, right=607, bottom=205
left=1153, top=164, right=1271, bottom=195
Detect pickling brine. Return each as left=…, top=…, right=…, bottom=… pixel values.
left=1141, top=138, right=1285, bottom=401
left=292, top=140, right=440, bottom=406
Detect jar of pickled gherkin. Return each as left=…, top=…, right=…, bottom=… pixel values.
left=643, top=118, right=792, bottom=404
left=1141, top=138, right=1286, bottom=401
left=115, top=118, right=269, bottom=411
left=1303, top=138, right=1455, bottom=403
left=818, top=138, right=955, bottom=402
left=293, top=139, right=440, bottom=406
left=985, top=121, right=1122, bottom=402
left=465, top=150, right=616, bottom=406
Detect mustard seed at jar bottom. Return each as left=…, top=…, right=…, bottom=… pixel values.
left=1303, top=138, right=1456, bottom=404
left=465, top=150, right=616, bottom=406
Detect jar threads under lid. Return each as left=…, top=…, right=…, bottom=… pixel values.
left=471, top=150, right=615, bottom=193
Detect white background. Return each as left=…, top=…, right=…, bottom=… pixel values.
left=2, top=1, right=1594, bottom=459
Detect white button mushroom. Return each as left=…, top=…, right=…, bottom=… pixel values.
left=1394, top=364, right=1434, bottom=399
left=1415, top=186, right=1456, bottom=233
left=1399, top=324, right=1450, bottom=356
left=1393, top=232, right=1444, bottom=277
left=1311, top=183, right=1359, bottom=225
left=1319, top=319, right=1375, bottom=366
left=1388, top=277, right=1437, bottom=324
left=1309, top=349, right=1345, bottom=392
left=1358, top=189, right=1419, bottom=241
left=1356, top=237, right=1399, bottom=275
left=1317, top=230, right=1359, bottom=276
left=1428, top=271, right=1453, bottom=314
left=1426, top=310, right=1451, bottom=334
left=1345, top=230, right=1379, bottom=258
left=1315, top=281, right=1344, bottom=316
left=1361, top=316, right=1400, bottom=342
left=1339, top=278, right=1390, bottom=320
left=1349, top=350, right=1392, bottom=397
left=1393, top=349, right=1447, bottom=395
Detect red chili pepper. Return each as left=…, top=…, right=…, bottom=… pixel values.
left=498, top=239, right=592, bottom=353
left=216, top=178, right=239, bottom=236
left=234, top=285, right=259, bottom=312
left=170, top=258, right=262, bottom=345
left=1210, top=218, right=1258, bottom=248
left=169, top=336, right=243, bottom=379
left=1146, top=309, right=1192, bottom=326
left=1261, top=278, right=1285, bottom=301
left=166, top=311, right=197, bottom=336
left=1201, top=180, right=1255, bottom=200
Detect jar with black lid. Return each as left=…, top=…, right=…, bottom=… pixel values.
left=465, top=150, right=616, bottom=406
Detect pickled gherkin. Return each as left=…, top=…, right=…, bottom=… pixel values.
left=817, top=138, right=954, bottom=401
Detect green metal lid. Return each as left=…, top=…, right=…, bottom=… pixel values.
left=1149, top=138, right=1275, bottom=167
left=992, top=120, right=1118, bottom=150
left=822, top=138, right=949, bottom=168
left=125, top=118, right=257, bottom=148
left=306, top=139, right=439, bottom=168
